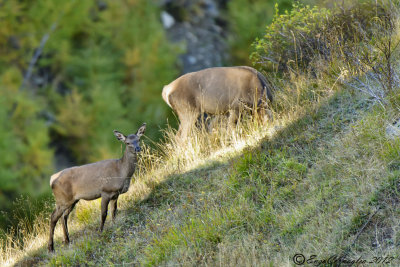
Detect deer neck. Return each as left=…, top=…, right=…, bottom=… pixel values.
left=120, top=147, right=137, bottom=178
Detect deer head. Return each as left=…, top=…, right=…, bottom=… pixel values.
left=113, top=123, right=146, bottom=153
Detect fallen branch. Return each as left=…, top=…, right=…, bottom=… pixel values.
left=344, top=77, right=386, bottom=109
left=350, top=208, right=380, bottom=248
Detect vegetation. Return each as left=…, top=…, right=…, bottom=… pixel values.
left=227, top=0, right=292, bottom=65
left=251, top=1, right=398, bottom=75
left=0, top=0, right=178, bottom=233
left=2, top=0, right=400, bottom=266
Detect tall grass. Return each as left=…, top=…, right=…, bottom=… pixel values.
left=2, top=1, right=400, bottom=266
left=0, top=77, right=325, bottom=265
left=0, top=115, right=261, bottom=266
left=0, top=63, right=394, bottom=267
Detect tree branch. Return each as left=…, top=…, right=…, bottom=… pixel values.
left=19, top=22, right=57, bottom=91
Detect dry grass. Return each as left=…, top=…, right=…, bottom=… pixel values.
left=2, top=71, right=400, bottom=266
left=1, top=63, right=334, bottom=264
left=0, top=106, right=286, bottom=266
left=2, top=3, right=400, bottom=264
left=1, top=81, right=399, bottom=266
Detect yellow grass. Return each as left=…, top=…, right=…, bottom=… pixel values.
left=0, top=98, right=309, bottom=266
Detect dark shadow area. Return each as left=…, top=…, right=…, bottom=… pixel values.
left=13, top=89, right=374, bottom=266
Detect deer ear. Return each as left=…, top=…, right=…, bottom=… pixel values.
left=136, top=123, right=146, bottom=137
left=113, top=130, right=126, bottom=142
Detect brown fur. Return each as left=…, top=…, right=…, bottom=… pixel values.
left=48, top=124, right=146, bottom=252
left=162, top=66, right=273, bottom=138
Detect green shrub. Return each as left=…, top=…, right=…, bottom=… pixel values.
left=227, top=0, right=292, bottom=65
left=251, top=2, right=393, bottom=75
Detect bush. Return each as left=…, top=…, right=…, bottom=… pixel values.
left=251, top=2, right=395, bottom=77
left=227, top=0, right=292, bottom=65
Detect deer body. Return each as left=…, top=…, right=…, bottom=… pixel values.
left=48, top=124, right=146, bottom=252
left=162, top=66, right=273, bottom=138
left=50, top=154, right=136, bottom=201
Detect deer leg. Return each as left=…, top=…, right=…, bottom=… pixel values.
left=100, top=196, right=111, bottom=232
left=177, top=123, right=184, bottom=139
left=178, top=112, right=198, bottom=140
left=207, top=115, right=216, bottom=133
left=257, top=105, right=273, bottom=124
left=196, top=113, right=209, bottom=132
left=61, top=201, right=78, bottom=245
left=228, top=109, right=239, bottom=128
left=110, top=196, right=118, bottom=222
left=263, top=108, right=273, bottom=123
left=176, top=111, right=186, bottom=138
left=48, top=205, right=68, bottom=252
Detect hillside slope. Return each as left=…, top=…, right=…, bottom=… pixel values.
left=3, top=2, right=400, bottom=266
left=5, top=83, right=399, bottom=266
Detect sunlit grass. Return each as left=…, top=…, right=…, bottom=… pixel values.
left=0, top=63, right=335, bottom=266
left=3, top=13, right=400, bottom=263
left=0, top=110, right=277, bottom=266
left=2, top=71, right=399, bottom=266
left=2, top=78, right=399, bottom=266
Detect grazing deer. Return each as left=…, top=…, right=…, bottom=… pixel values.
left=162, top=66, right=273, bottom=138
left=48, top=123, right=146, bottom=252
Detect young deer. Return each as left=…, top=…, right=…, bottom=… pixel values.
left=48, top=123, right=146, bottom=252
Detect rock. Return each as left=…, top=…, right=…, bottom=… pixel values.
left=187, top=56, right=197, bottom=64
left=200, top=0, right=219, bottom=17
left=386, top=118, right=400, bottom=139
left=161, top=11, right=175, bottom=29
left=160, top=0, right=228, bottom=73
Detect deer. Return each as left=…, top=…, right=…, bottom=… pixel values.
left=48, top=123, right=146, bottom=252
left=162, top=66, right=273, bottom=139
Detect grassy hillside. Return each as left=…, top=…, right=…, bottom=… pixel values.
left=0, top=0, right=180, bottom=233
left=5, top=74, right=400, bottom=266
left=0, top=0, right=297, bottom=236
left=2, top=1, right=400, bottom=266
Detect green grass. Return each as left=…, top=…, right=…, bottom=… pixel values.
left=3, top=2, right=400, bottom=262
left=5, top=82, right=400, bottom=266
left=2, top=1, right=400, bottom=266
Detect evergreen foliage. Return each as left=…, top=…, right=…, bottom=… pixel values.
left=2, top=1, right=400, bottom=265
left=227, top=0, right=292, bottom=65
left=0, top=0, right=179, bottom=232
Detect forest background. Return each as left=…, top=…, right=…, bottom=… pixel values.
left=0, top=0, right=297, bottom=236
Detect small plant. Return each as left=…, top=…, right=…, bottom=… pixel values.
left=251, top=2, right=397, bottom=78
left=251, top=3, right=331, bottom=73
left=354, top=3, right=400, bottom=103
left=252, top=1, right=400, bottom=111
